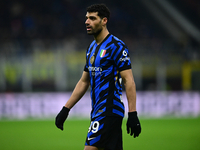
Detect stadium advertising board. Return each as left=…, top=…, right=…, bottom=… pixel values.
left=0, top=92, right=199, bottom=119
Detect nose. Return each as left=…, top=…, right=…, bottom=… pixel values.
left=85, top=18, right=89, bottom=25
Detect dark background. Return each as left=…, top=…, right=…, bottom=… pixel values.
left=0, top=0, right=200, bottom=92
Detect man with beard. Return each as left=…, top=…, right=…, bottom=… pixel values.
left=55, top=4, right=141, bottom=150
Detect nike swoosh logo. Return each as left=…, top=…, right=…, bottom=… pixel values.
left=88, top=137, right=95, bottom=140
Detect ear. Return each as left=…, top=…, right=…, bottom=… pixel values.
left=102, top=17, right=108, bottom=26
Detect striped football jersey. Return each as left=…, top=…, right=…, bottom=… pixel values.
left=84, top=34, right=132, bottom=119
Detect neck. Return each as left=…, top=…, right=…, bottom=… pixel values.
left=94, top=28, right=109, bottom=45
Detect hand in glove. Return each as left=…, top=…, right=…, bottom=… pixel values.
left=55, top=106, right=70, bottom=131
left=126, top=111, right=141, bottom=138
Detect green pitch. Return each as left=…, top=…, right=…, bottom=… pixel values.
left=0, top=117, right=200, bottom=150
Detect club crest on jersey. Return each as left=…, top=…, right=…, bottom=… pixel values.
left=90, top=55, right=95, bottom=64
left=100, top=49, right=106, bottom=58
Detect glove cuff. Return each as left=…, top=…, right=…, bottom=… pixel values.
left=62, top=106, right=70, bottom=113
left=128, top=111, right=137, bottom=118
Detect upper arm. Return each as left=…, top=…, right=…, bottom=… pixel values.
left=80, top=71, right=90, bottom=84
left=120, top=69, right=135, bottom=84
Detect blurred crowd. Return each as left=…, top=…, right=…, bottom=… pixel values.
left=0, top=0, right=199, bottom=61
left=0, top=0, right=200, bottom=92
left=0, top=0, right=84, bottom=39
left=0, top=0, right=199, bottom=54
left=0, top=0, right=166, bottom=40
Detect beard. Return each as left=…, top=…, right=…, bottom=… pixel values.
left=86, top=21, right=103, bottom=36
left=87, top=27, right=102, bottom=36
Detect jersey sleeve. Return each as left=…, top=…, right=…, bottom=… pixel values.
left=84, top=64, right=89, bottom=72
left=84, top=53, right=89, bottom=72
left=84, top=45, right=90, bottom=72
left=113, top=43, right=132, bottom=72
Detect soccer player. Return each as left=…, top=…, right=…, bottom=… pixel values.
left=55, top=4, right=141, bottom=150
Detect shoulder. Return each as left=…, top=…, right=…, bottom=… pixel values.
left=86, top=40, right=96, bottom=53
left=109, top=34, right=128, bottom=49
left=89, top=40, right=96, bottom=49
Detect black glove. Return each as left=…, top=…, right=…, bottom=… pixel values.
left=126, top=111, right=141, bottom=138
left=55, top=106, right=70, bottom=131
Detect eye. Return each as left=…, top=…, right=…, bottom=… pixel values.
left=89, top=16, right=96, bottom=20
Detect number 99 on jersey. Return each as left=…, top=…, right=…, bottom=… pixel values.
left=88, top=121, right=100, bottom=133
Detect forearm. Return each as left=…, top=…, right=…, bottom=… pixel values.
left=65, top=79, right=89, bottom=109
left=124, top=79, right=137, bottom=112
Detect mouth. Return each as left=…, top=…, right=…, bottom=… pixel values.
left=86, top=26, right=92, bottom=31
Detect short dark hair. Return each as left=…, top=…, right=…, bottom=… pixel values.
left=86, top=4, right=110, bottom=20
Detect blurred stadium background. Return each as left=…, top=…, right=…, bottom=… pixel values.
left=0, top=0, right=200, bottom=149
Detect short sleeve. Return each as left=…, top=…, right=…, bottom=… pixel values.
left=84, top=64, right=89, bottom=72
left=113, top=44, right=132, bottom=72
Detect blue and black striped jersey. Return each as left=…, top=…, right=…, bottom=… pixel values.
left=84, top=34, right=132, bottom=119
